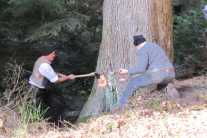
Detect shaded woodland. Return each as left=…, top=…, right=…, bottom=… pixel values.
left=0, top=0, right=207, bottom=125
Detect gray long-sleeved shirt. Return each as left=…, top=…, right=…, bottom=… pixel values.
left=128, top=42, right=173, bottom=75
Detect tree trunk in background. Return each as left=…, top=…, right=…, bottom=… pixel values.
left=78, top=0, right=174, bottom=121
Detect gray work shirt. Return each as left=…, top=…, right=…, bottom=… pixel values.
left=128, top=42, right=173, bottom=75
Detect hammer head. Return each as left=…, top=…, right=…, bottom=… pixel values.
left=94, top=72, right=100, bottom=79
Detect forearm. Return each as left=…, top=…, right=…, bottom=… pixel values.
left=128, top=65, right=147, bottom=75
left=54, top=76, right=69, bottom=83
left=54, top=74, right=75, bottom=83
left=56, top=72, right=61, bottom=76
left=128, top=50, right=148, bottom=75
left=56, top=72, right=66, bottom=78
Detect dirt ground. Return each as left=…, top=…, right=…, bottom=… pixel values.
left=27, top=76, right=207, bottom=138
left=115, top=75, right=207, bottom=115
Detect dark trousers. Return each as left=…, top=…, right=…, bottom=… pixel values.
left=34, top=88, right=62, bottom=127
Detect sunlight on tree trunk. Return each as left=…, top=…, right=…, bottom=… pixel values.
left=78, top=0, right=174, bottom=121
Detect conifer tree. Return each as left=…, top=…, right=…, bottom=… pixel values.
left=172, top=0, right=207, bottom=63
left=4, top=0, right=91, bottom=46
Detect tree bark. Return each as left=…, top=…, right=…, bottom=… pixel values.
left=78, top=0, right=174, bottom=121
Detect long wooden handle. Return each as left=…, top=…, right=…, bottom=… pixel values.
left=74, top=72, right=95, bottom=78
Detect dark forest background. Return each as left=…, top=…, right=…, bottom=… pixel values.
left=1, top=0, right=207, bottom=122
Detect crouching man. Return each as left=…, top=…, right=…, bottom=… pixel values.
left=111, top=35, right=179, bottom=112
left=29, top=46, right=75, bottom=127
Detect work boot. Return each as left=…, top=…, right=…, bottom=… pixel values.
left=167, top=83, right=180, bottom=99
left=158, top=87, right=167, bottom=93
left=157, top=84, right=167, bottom=93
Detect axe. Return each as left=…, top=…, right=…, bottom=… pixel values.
left=74, top=72, right=100, bottom=79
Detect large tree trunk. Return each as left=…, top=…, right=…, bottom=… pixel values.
left=78, top=0, right=173, bottom=121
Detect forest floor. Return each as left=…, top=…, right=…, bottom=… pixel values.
left=32, top=75, right=207, bottom=138
left=3, top=76, right=207, bottom=137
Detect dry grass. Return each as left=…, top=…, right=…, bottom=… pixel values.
left=0, top=59, right=53, bottom=137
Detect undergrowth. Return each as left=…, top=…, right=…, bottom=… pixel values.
left=0, top=59, right=49, bottom=137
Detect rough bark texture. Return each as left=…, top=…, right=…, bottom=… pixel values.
left=78, top=0, right=174, bottom=121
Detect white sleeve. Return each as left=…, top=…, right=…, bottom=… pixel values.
left=39, top=63, right=58, bottom=83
